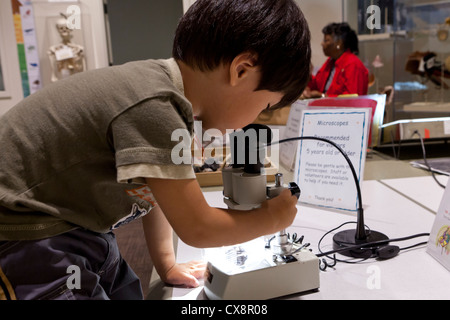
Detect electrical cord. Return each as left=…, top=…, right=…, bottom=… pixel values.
left=317, top=222, right=372, bottom=264
left=316, top=220, right=430, bottom=262
left=265, top=136, right=432, bottom=269
left=266, top=137, right=362, bottom=211
left=411, top=130, right=446, bottom=189
left=265, top=136, right=368, bottom=240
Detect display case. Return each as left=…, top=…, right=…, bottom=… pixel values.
left=345, top=0, right=450, bottom=123
left=26, top=0, right=108, bottom=88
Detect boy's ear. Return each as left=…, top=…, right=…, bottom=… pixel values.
left=229, top=52, right=259, bottom=87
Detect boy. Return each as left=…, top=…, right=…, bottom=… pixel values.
left=0, top=0, right=311, bottom=300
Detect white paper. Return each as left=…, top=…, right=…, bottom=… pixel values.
left=444, top=120, right=450, bottom=135
left=279, top=100, right=310, bottom=170
left=293, top=108, right=370, bottom=212
left=55, top=46, right=75, bottom=61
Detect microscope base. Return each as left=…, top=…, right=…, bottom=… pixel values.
left=204, top=250, right=320, bottom=300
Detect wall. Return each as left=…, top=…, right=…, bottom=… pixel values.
left=106, top=0, right=184, bottom=65
left=295, top=0, right=343, bottom=72
left=106, top=0, right=343, bottom=68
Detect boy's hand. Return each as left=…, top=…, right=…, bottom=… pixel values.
left=163, top=261, right=206, bottom=288
left=261, top=189, right=298, bottom=231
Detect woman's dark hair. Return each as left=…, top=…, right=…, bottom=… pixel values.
left=322, top=22, right=359, bottom=55
left=173, top=0, right=311, bottom=109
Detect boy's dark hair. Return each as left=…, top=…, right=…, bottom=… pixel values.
left=173, top=0, right=311, bottom=109
left=322, top=22, right=359, bottom=55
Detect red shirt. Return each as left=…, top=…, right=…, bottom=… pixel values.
left=309, top=50, right=369, bottom=97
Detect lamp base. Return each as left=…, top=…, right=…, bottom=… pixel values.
left=332, top=229, right=389, bottom=258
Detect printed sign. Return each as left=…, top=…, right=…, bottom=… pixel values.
left=279, top=100, right=310, bottom=170
left=293, top=108, right=370, bottom=212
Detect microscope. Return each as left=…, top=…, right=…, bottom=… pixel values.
left=203, top=124, right=320, bottom=300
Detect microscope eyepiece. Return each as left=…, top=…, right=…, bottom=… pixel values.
left=229, top=124, right=273, bottom=174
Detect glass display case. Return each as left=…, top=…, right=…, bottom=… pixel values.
left=345, top=0, right=450, bottom=123
left=24, top=0, right=108, bottom=88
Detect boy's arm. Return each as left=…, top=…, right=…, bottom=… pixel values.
left=145, top=177, right=298, bottom=249
left=142, top=205, right=204, bottom=287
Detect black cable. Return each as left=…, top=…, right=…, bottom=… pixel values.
left=411, top=130, right=446, bottom=189
left=265, top=136, right=367, bottom=240
left=264, top=136, right=431, bottom=267
left=265, top=136, right=362, bottom=208
left=400, top=241, right=429, bottom=252
left=317, top=221, right=373, bottom=264
left=317, top=230, right=430, bottom=258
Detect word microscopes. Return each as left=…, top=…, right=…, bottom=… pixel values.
left=203, top=124, right=320, bottom=300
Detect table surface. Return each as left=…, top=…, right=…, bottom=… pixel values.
left=147, top=154, right=450, bottom=300
left=380, top=176, right=449, bottom=214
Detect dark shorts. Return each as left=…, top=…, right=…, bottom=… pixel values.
left=0, top=229, right=143, bottom=300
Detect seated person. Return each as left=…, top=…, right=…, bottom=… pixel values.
left=303, top=22, right=368, bottom=98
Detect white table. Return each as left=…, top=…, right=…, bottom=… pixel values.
left=380, top=176, right=449, bottom=214
left=167, top=179, right=450, bottom=300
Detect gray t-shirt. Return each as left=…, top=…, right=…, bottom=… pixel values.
left=0, top=58, right=195, bottom=240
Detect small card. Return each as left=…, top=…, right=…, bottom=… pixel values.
left=427, top=179, right=450, bottom=271
left=55, top=46, right=74, bottom=61
left=293, top=108, right=370, bottom=212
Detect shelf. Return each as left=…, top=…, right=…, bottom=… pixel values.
left=358, top=30, right=408, bottom=41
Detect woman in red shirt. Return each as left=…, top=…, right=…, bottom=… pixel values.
left=303, top=23, right=368, bottom=98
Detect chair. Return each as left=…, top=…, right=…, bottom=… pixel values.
left=307, top=94, right=387, bottom=147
